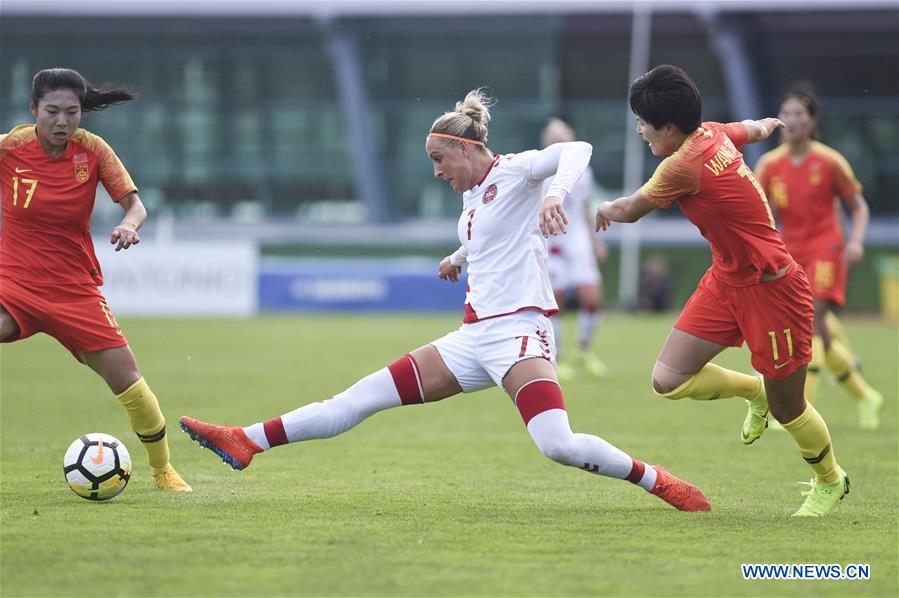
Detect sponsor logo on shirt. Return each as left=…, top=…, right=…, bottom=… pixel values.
left=482, top=183, right=498, bottom=204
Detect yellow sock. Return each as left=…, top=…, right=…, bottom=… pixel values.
left=824, top=311, right=855, bottom=355
left=805, top=336, right=825, bottom=403
left=825, top=339, right=871, bottom=400
left=656, top=363, right=762, bottom=401
left=782, top=402, right=839, bottom=483
left=116, top=377, right=170, bottom=474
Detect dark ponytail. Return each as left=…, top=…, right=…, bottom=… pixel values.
left=31, top=68, right=136, bottom=113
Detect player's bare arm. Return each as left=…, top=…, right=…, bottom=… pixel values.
left=586, top=203, right=609, bottom=262
left=842, top=192, right=870, bottom=269
left=111, top=192, right=146, bottom=252
left=741, top=117, right=784, bottom=144
left=595, top=190, right=657, bottom=230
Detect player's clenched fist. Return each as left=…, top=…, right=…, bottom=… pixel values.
left=438, top=256, right=461, bottom=282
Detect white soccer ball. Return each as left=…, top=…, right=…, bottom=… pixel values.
left=63, top=433, right=132, bottom=501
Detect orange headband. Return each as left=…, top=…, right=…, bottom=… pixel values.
left=428, top=132, right=485, bottom=146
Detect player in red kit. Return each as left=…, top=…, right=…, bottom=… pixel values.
left=0, top=68, right=190, bottom=492
left=756, top=84, right=882, bottom=429
left=596, top=66, right=848, bottom=517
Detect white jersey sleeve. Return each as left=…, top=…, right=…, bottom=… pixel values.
left=524, top=141, right=593, bottom=201
left=449, top=245, right=468, bottom=266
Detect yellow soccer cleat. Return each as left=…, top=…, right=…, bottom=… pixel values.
left=767, top=415, right=785, bottom=432
left=555, top=360, right=577, bottom=382
left=792, top=467, right=849, bottom=517
left=858, top=388, right=884, bottom=430
left=741, top=382, right=768, bottom=445
left=579, top=351, right=609, bottom=379
left=152, top=464, right=193, bottom=492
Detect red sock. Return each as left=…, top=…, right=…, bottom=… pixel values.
left=387, top=354, right=424, bottom=405
left=515, top=379, right=566, bottom=424
left=263, top=417, right=288, bottom=447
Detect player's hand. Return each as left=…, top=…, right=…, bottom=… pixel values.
left=758, top=117, right=785, bottom=140
left=111, top=223, right=140, bottom=252
left=540, top=195, right=568, bottom=237
left=844, top=241, right=864, bottom=269
left=439, top=257, right=462, bottom=283
left=595, top=203, right=613, bottom=232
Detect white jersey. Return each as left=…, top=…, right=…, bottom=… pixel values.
left=454, top=142, right=592, bottom=322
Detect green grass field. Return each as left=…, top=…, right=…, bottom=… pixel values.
left=1, top=314, right=896, bottom=597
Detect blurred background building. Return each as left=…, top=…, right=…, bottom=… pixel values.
left=1, top=0, right=897, bottom=314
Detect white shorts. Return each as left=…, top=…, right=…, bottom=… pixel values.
left=431, top=310, right=556, bottom=393
left=548, top=247, right=601, bottom=291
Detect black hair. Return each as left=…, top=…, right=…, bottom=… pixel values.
left=781, top=81, right=819, bottom=119
left=31, top=68, right=136, bottom=112
left=628, top=65, right=702, bottom=134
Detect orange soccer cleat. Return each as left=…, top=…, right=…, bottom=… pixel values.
left=650, top=466, right=712, bottom=512
left=180, top=416, right=263, bottom=471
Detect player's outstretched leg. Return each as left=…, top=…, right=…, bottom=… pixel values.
left=516, top=378, right=710, bottom=512
left=575, top=309, right=607, bottom=378
left=85, top=347, right=191, bottom=492
left=181, top=354, right=426, bottom=470
left=653, top=361, right=768, bottom=444
left=766, top=370, right=849, bottom=517
left=824, top=338, right=883, bottom=430
left=116, top=377, right=192, bottom=492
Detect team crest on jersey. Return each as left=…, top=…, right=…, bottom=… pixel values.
left=809, top=162, right=822, bottom=186
left=73, top=153, right=89, bottom=183
left=482, top=183, right=498, bottom=204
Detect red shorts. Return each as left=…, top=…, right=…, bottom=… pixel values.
left=795, top=248, right=846, bottom=306
left=0, top=277, right=128, bottom=361
left=674, top=265, right=814, bottom=380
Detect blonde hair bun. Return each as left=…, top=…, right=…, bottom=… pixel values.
left=455, top=88, right=494, bottom=125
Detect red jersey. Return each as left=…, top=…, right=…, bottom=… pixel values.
left=755, top=141, right=861, bottom=261
left=0, top=125, right=136, bottom=286
left=641, top=121, right=792, bottom=287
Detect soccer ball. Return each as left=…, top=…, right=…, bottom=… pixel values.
left=63, top=433, right=132, bottom=501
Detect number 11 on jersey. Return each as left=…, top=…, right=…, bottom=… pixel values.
left=768, top=328, right=793, bottom=362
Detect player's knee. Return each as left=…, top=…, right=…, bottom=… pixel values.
left=0, top=305, right=20, bottom=342
left=536, top=435, right=578, bottom=466
left=651, top=361, right=690, bottom=398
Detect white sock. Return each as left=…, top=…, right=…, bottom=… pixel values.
left=577, top=310, right=600, bottom=351
left=243, top=368, right=403, bottom=449
left=243, top=423, right=271, bottom=450
left=526, top=409, right=657, bottom=491
left=550, top=313, right=564, bottom=359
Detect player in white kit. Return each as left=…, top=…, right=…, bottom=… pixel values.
left=180, top=90, right=710, bottom=512
left=541, top=119, right=609, bottom=380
